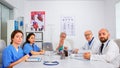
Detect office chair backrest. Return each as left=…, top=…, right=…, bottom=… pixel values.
left=0, top=40, right=6, bottom=52
left=43, top=42, right=53, bottom=51
left=0, top=40, right=6, bottom=64
left=114, top=39, right=120, bottom=53
left=114, top=39, right=120, bottom=68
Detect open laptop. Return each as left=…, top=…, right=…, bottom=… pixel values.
left=43, top=42, right=53, bottom=51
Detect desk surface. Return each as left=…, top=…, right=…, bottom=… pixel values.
left=14, top=55, right=115, bottom=68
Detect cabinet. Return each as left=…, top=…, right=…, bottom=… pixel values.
left=26, top=32, right=43, bottom=49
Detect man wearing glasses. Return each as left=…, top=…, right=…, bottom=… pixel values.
left=73, top=30, right=100, bottom=54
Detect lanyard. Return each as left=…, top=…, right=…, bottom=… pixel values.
left=88, top=37, right=94, bottom=46
left=104, top=40, right=110, bottom=48
left=88, top=37, right=94, bottom=49
left=43, top=61, right=59, bottom=66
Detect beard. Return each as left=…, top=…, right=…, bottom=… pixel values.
left=100, top=37, right=108, bottom=43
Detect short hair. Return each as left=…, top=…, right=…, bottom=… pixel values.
left=99, top=28, right=109, bottom=34
left=60, top=32, right=66, bottom=37
left=84, top=30, right=93, bottom=35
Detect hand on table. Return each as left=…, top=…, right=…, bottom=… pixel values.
left=83, top=52, right=91, bottom=60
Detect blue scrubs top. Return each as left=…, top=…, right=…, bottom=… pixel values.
left=23, top=43, right=40, bottom=55
left=2, top=45, right=24, bottom=68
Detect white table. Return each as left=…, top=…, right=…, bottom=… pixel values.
left=13, top=55, right=115, bottom=68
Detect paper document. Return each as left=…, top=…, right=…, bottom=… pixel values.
left=26, top=57, right=42, bottom=62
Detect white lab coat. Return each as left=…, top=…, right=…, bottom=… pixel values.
left=91, top=40, right=119, bottom=63
left=78, top=38, right=100, bottom=54
left=111, top=54, right=120, bottom=68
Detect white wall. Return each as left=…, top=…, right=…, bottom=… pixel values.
left=104, top=0, right=118, bottom=39
left=5, top=0, right=24, bottom=19
left=4, top=0, right=119, bottom=49
left=23, top=0, right=105, bottom=48
left=116, top=0, right=120, bottom=38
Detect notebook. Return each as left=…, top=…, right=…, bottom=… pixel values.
left=26, top=57, right=42, bottom=62
left=43, top=42, right=53, bottom=51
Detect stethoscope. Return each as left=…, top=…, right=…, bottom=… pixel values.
left=43, top=61, right=59, bottom=66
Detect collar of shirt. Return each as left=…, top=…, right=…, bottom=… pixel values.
left=102, top=39, right=110, bottom=48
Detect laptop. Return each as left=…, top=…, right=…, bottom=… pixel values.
left=43, top=42, right=53, bottom=51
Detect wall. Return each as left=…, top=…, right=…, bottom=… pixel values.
left=4, top=0, right=119, bottom=49
left=5, top=0, right=24, bottom=18
left=115, top=0, right=120, bottom=38
left=23, top=0, right=105, bottom=49
left=104, top=0, right=118, bottom=39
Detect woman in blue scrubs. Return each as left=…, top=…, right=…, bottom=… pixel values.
left=2, top=30, right=29, bottom=68
left=23, top=33, right=44, bottom=55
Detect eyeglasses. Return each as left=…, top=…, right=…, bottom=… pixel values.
left=85, top=34, right=91, bottom=37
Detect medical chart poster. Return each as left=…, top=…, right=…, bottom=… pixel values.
left=60, top=16, right=75, bottom=36
left=31, top=11, right=45, bottom=31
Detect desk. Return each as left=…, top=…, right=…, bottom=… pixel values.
left=14, top=55, right=115, bottom=68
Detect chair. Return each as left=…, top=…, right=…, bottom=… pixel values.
left=114, top=39, right=120, bottom=68
left=0, top=40, right=6, bottom=66
left=114, top=39, right=120, bottom=53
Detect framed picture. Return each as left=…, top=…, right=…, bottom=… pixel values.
left=26, top=32, right=43, bottom=42
left=31, top=11, right=45, bottom=31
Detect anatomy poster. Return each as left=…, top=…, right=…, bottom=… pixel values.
left=61, top=16, right=75, bottom=36
left=31, top=11, right=45, bottom=31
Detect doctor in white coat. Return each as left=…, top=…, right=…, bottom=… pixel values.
left=84, top=28, right=119, bottom=63
left=73, top=30, right=100, bottom=54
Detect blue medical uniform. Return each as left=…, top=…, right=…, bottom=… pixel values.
left=2, top=45, right=24, bottom=68
left=23, top=43, right=40, bottom=55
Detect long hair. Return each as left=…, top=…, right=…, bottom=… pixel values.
left=22, top=33, right=35, bottom=48
left=10, top=30, right=23, bottom=44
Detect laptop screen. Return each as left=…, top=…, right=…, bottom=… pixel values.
left=43, top=42, right=53, bottom=51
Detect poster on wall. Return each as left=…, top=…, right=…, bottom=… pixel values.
left=60, top=16, right=75, bottom=36
left=26, top=11, right=45, bottom=32
left=31, top=11, right=45, bottom=31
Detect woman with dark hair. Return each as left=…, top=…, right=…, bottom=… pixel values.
left=23, top=33, right=44, bottom=56
left=2, top=30, right=29, bottom=68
